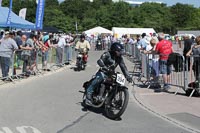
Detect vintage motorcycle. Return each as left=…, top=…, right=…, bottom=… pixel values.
left=75, top=49, right=88, bottom=71
left=96, top=39, right=102, bottom=50
left=81, top=67, right=129, bottom=120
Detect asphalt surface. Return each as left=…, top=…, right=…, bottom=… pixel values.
left=0, top=50, right=198, bottom=133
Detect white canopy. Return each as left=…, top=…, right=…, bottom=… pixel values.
left=112, top=27, right=156, bottom=38
left=84, top=26, right=113, bottom=35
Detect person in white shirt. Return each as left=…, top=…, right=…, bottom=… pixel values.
left=55, top=34, right=66, bottom=64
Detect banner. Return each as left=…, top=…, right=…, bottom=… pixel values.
left=19, top=8, right=27, bottom=19
left=6, top=0, right=12, bottom=25
left=35, top=0, right=45, bottom=29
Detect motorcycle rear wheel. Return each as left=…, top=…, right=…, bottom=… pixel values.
left=105, top=88, right=129, bottom=120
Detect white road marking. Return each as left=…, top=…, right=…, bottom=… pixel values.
left=0, top=127, right=12, bottom=133
left=0, top=126, right=42, bottom=133
left=16, top=126, right=41, bottom=133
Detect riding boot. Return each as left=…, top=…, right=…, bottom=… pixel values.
left=85, top=92, right=92, bottom=106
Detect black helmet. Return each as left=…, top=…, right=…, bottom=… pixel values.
left=80, top=34, right=85, bottom=39
left=110, top=42, right=123, bottom=53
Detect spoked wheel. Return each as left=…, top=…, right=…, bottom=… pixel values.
left=105, top=88, right=129, bottom=120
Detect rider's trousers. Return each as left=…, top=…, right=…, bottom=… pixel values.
left=86, top=71, right=106, bottom=98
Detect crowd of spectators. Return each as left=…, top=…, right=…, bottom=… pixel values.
left=1, top=29, right=200, bottom=92
left=116, top=32, right=200, bottom=91
left=0, top=30, right=77, bottom=81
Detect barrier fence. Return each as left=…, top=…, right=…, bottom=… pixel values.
left=185, top=55, right=200, bottom=97
left=124, top=43, right=200, bottom=97
left=0, top=46, right=77, bottom=83
left=1, top=41, right=199, bottom=97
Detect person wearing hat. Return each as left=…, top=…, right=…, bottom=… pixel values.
left=0, top=31, right=18, bottom=79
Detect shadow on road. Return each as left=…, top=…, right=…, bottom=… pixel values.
left=80, top=101, right=122, bottom=121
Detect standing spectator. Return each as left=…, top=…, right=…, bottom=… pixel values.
left=186, top=35, right=200, bottom=83
left=137, top=33, right=147, bottom=50
left=145, top=36, right=153, bottom=58
left=14, top=30, right=23, bottom=69
left=55, top=34, right=66, bottom=65
left=143, top=38, right=160, bottom=86
left=183, top=35, right=193, bottom=71
left=0, top=31, right=18, bottom=78
left=155, top=33, right=174, bottom=90
left=124, top=35, right=135, bottom=56
left=127, top=36, right=136, bottom=57
left=41, top=33, right=53, bottom=70
left=65, top=34, right=74, bottom=63
left=152, top=33, right=159, bottom=44
left=21, top=34, right=36, bottom=75
left=144, top=32, right=174, bottom=90
left=136, top=34, right=140, bottom=43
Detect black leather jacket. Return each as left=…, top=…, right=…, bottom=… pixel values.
left=97, top=51, right=130, bottom=79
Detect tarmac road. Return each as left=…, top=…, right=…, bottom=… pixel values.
left=0, top=51, right=194, bottom=133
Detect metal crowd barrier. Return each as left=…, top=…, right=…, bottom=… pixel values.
left=122, top=39, right=200, bottom=97
left=185, top=55, right=200, bottom=97
left=145, top=53, right=186, bottom=94
left=124, top=45, right=190, bottom=95
left=0, top=50, right=20, bottom=82
left=0, top=46, right=76, bottom=84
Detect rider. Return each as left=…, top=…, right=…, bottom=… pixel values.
left=75, top=34, right=90, bottom=63
left=85, top=42, right=132, bottom=105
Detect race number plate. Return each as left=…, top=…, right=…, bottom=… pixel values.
left=116, top=74, right=126, bottom=86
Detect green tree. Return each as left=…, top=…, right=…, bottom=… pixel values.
left=186, top=8, right=200, bottom=29
left=132, top=3, right=174, bottom=33
left=45, top=0, right=59, bottom=8
left=2, top=0, right=200, bottom=33
left=107, top=2, right=130, bottom=28
left=44, top=8, right=73, bottom=32
left=60, top=0, right=91, bottom=20
left=170, top=3, right=196, bottom=29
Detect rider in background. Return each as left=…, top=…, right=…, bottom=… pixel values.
left=75, top=34, right=91, bottom=63
left=85, top=42, right=132, bottom=105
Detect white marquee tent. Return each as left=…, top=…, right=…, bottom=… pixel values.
left=84, top=26, right=113, bottom=35
left=112, top=27, right=156, bottom=38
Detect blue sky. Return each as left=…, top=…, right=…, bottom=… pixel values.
left=58, top=0, right=200, bottom=8
left=138, top=0, right=200, bottom=7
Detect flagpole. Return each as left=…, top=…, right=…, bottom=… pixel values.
left=6, top=0, right=13, bottom=29
left=0, top=0, right=2, bottom=6
left=75, top=21, right=78, bottom=34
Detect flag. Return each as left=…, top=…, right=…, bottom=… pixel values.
left=19, top=8, right=27, bottom=19
left=6, top=0, right=12, bottom=26
left=0, top=0, right=2, bottom=6
left=35, top=0, right=45, bottom=29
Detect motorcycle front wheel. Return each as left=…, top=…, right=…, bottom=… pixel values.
left=105, top=88, right=129, bottom=120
